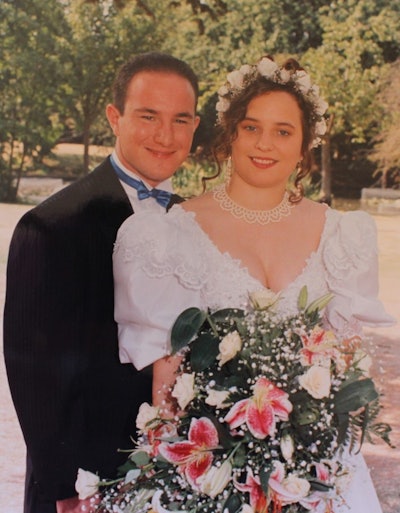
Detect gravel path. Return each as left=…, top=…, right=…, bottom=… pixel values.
left=0, top=202, right=399, bottom=513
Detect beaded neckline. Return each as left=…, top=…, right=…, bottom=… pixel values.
left=213, top=184, right=293, bottom=225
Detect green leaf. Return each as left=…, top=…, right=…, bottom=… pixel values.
left=190, top=333, right=220, bottom=372
left=130, top=450, right=150, bottom=467
left=171, top=308, right=207, bottom=353
left=298, top=285, right=308, bottom=310
left=223, top=493, right=242, bottom=513
left=210, top=308, right=245, bottom=322
left=260, top=466, right=273, bottom=496
left=334, top=378, right=379, bottom=414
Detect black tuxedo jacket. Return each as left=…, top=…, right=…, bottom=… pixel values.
left=3, top=157, right=158, bottom=512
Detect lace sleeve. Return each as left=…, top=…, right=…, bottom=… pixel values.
left=113, top=208, right=208, bottom=370
left=322, top=210, right=395, bottom=335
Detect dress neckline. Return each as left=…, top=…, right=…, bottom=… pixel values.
left=172, top=204, right=335, bottom=295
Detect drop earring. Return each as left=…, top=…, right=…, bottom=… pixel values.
left=225, top=156, right=232, bottom=184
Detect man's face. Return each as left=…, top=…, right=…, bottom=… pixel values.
left=106, top=71, right=199, bottom=187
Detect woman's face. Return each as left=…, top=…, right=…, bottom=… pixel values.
left=230, top=91, right=303, bottom=190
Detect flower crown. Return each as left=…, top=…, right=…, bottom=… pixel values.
left=216, top=56, right=329, bottom=148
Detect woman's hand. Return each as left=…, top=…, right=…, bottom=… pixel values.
left=152, top=354, right=182, bottom=417
left=56, top=495, right=98, bottom=513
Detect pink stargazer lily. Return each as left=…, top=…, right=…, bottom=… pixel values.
left=158, top=417, right=219, bottom=487
left=299, top=326, right=337, bottom=366
left=235, top=468, right=269, bottom=513
left=224, top=377, right=292, bottom=439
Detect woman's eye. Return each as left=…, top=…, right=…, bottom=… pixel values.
left=243, top=124, right=257, bottom=132
left=278, top=129, right=290, bottom=136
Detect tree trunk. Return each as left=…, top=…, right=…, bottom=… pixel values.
left=82, top=120, right=90, bottom=176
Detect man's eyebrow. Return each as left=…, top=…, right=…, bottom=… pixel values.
left=134, top=107, right=194, bottom=118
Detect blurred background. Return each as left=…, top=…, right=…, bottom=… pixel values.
left=0, top=0, right=399, bottom=205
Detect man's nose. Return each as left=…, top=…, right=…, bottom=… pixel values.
left=153, top=121, right=173, bottom=146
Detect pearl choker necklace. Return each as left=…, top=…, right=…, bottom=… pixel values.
left=213, top=184, right=293, bottom=225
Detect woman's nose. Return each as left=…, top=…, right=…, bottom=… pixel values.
left=255, top=133, right=273, bottom=151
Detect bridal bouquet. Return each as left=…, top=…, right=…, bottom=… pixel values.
left=77, top=287, right=391, bottom=513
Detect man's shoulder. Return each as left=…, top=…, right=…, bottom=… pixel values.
left=23, top=157, right=116, bottom=219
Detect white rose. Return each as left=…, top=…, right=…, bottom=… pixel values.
left=240, top=505, right=254, bottom=513
left=315, top=97, right=329, bottom=116
left=280, top=434, right=295, bottom=462
left=216, top=97, right=230, bottom=113
left=199, top=461, right=232, bottom=498
left=279, top=68, right=291, bottom=83
left=239, top=64, right=252, bottom=75
left=136, top=402, right=160, bottom=431
left=257, top=57, right=279, bottom=77
left=295, top=70, right=312, bottom=92
left=249, top=289, right=280, bottom=310
left=75, top=468, right=100, bottom=500
left=205, top=388, right=230, bottom=408
left=299, top=365, right=331, bottom=399
left=354, top=349, right=372, bottom=376
left=218, top=85, right=229, bottom=96
left=171, top=373, right=195, bottom=410
left=314, top=120, right=327, bottom=136
left=227, top=69, right=246, bottom=89
left=281, top=474, right=310, bottom=502
left=217, top=331, right=242, bottom=366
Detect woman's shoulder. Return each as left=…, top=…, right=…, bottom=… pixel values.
left=321, top=207, right=378, bottom=280
left=113, top=205, right=211, bottom=289
left=324, top=207, right=377, bottom=243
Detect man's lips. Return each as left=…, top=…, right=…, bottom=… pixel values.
left=147, top=148, right=176, bottom=158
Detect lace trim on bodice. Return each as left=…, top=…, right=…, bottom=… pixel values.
left=114, top=206, right=381, bottom=332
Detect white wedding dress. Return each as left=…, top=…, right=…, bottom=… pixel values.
left=113, top=205, right=394, bottom=513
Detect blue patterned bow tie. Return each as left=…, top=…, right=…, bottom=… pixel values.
left=111, top=156, right=173, bottom=209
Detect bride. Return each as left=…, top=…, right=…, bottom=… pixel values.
left=113, top=56, right=394, bottom=512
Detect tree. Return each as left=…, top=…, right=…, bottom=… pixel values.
left=304, top=0, right=400, bottom=146
left=302, top=0, right=400, bottom=196
left=62, top=0, right=163, bottom=174
left=369, top=59, right=400, bottom=187
left=0, top=0, right=70, bottom=201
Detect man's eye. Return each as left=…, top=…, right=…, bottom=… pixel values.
left=175, top=118, right=189, bottom=124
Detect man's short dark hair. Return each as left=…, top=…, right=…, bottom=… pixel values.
left=112, top=52, right=199, bottom=113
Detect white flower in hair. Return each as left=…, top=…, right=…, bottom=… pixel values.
left=295, top=70, right=312, bottom=93
left=227, top=69, right=246, bottom=89
left=218, top=85, right=229, bottom=96
left=279, top=68, right=291, bottom=83
left=239, top=64, right=253, bottom=75
left=257, top=57, right=279, bottom=77
left=315, top=97, right=329, bottom=116
left=216, top=55, right=329, bottom=148
left=315, top=120, right=328, bottom=136
left=216, top=97, right=230, bottom=113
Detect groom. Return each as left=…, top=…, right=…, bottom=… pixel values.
left=3, top=52, right=200, bottom=513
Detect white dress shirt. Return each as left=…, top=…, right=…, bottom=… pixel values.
left=112, top=150, right=174, bottom=212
